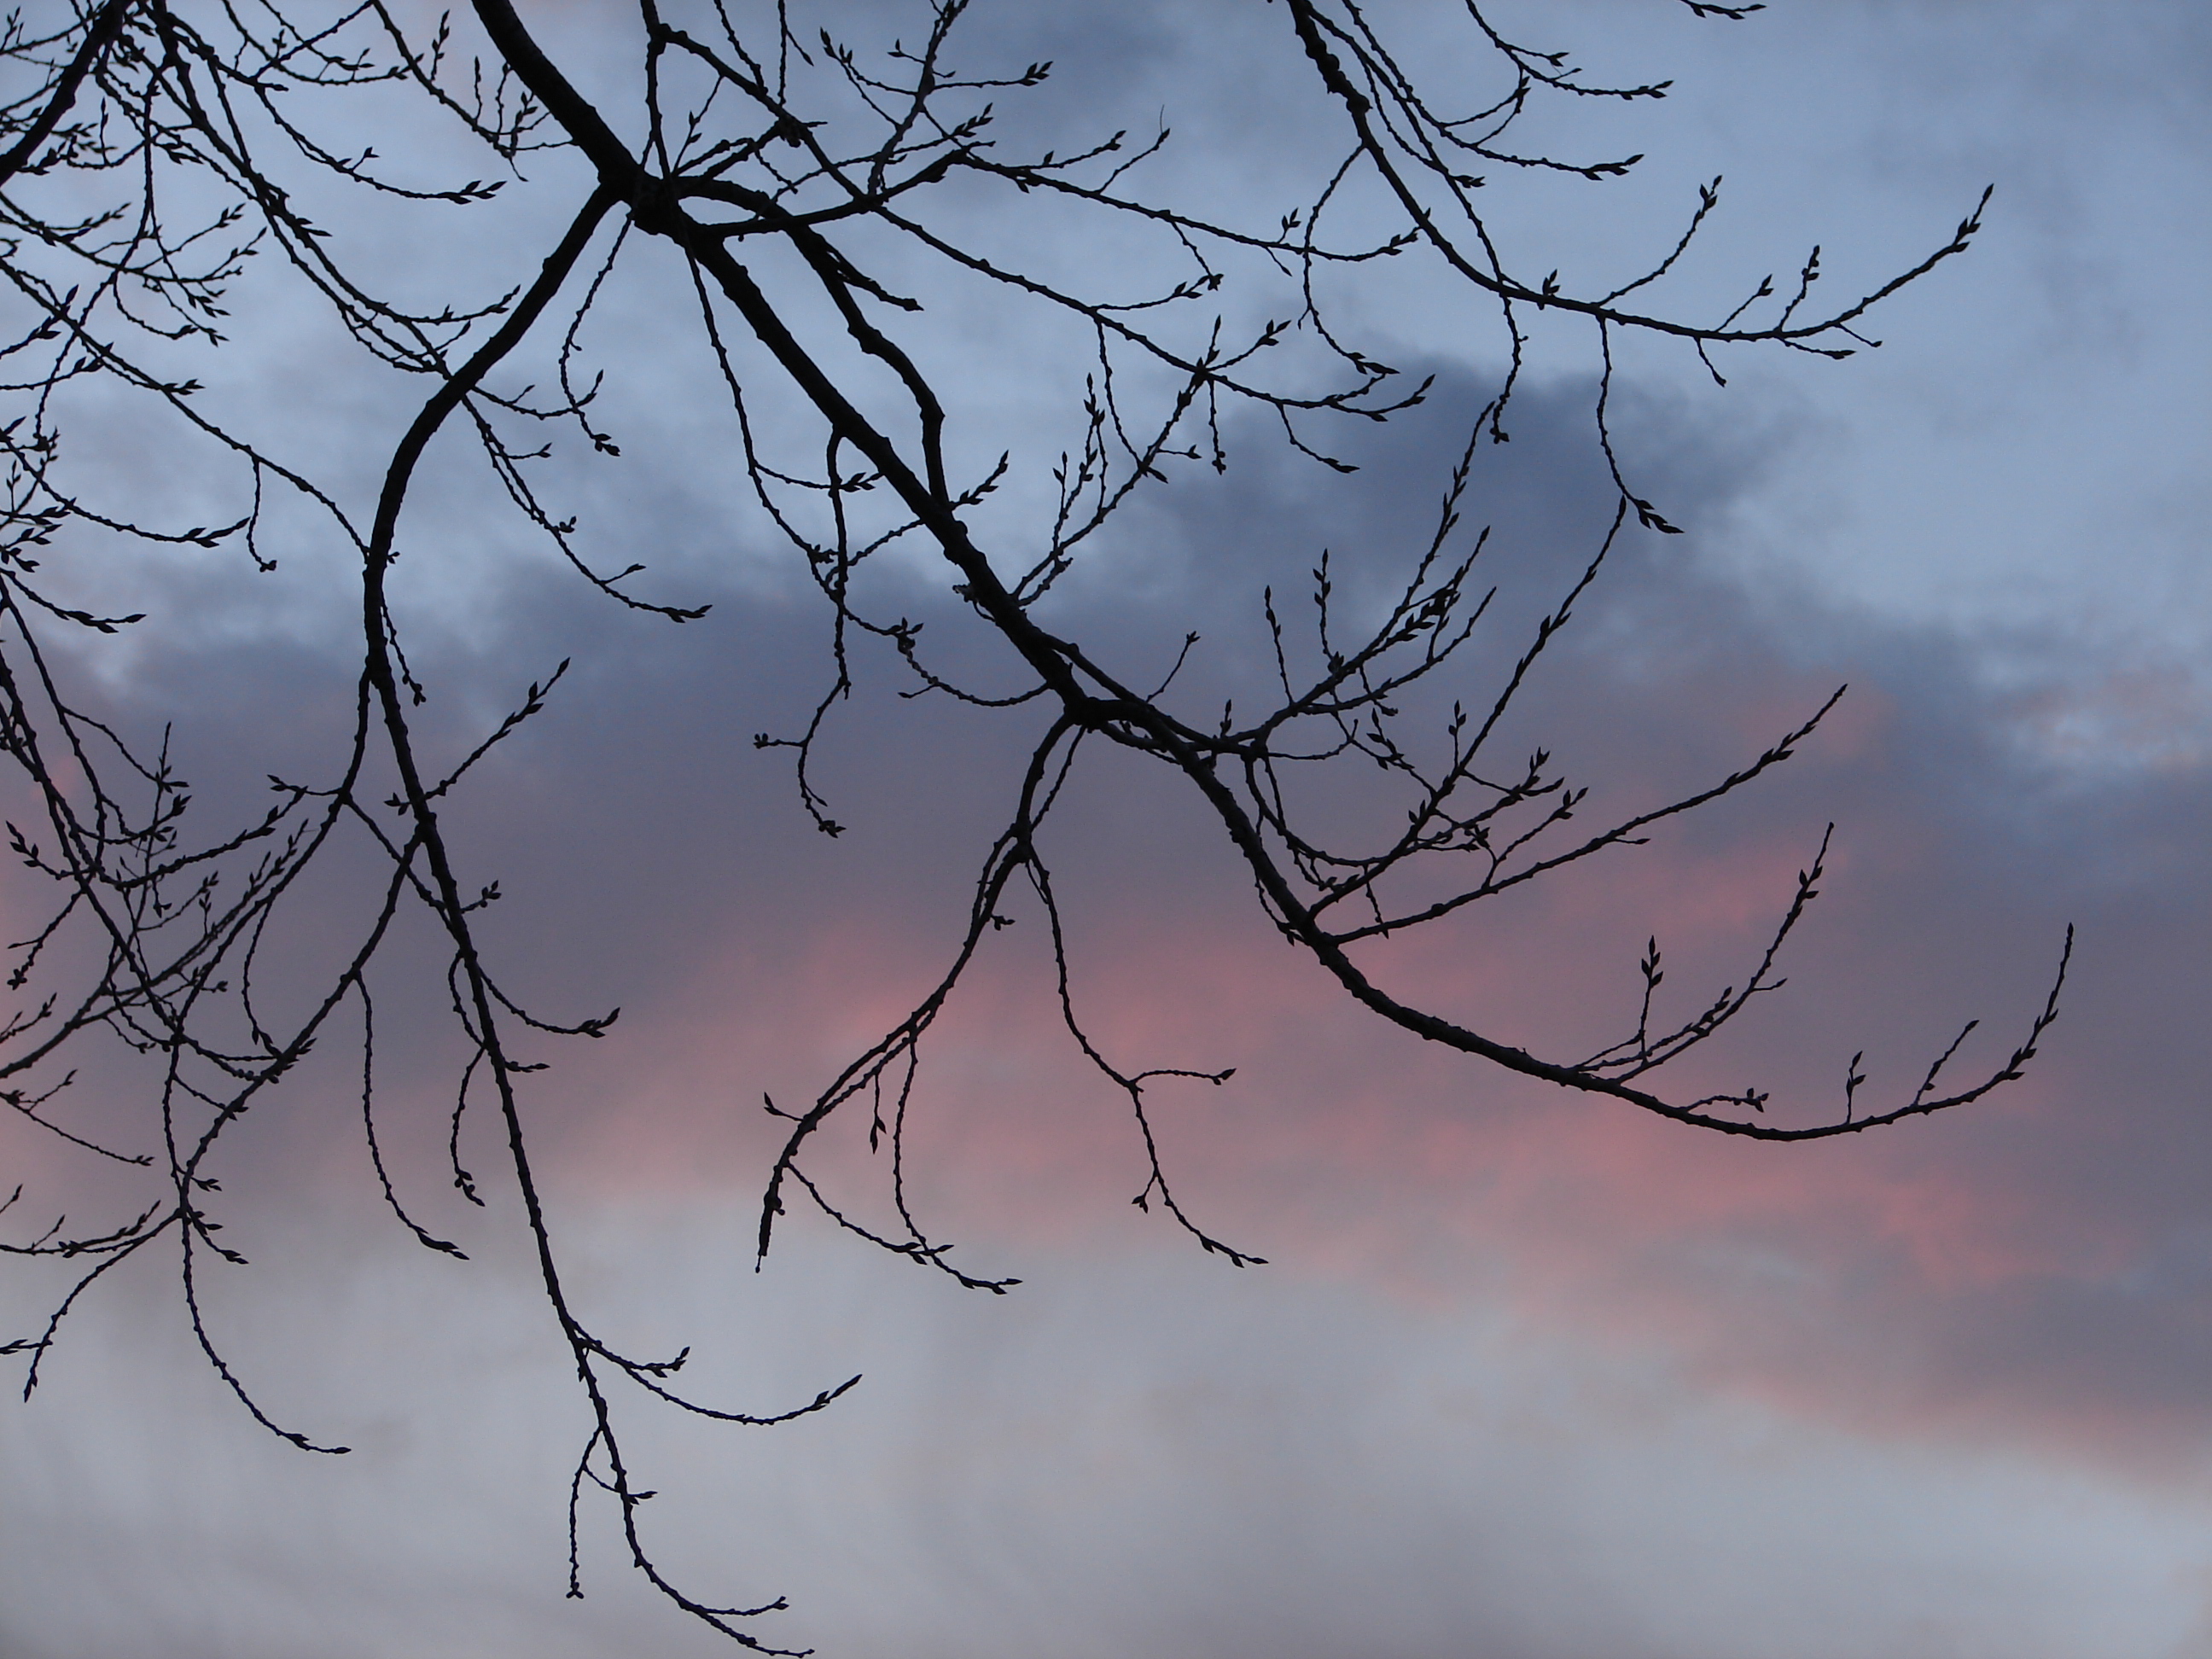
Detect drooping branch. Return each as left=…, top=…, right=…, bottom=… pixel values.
left=0, top=2, right=2064, bottom=1648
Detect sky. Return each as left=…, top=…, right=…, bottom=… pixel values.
left=1, top=2, right=2209, bottom=1656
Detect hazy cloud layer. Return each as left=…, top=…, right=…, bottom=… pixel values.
left=7, top=358, right=2208, bottom=1656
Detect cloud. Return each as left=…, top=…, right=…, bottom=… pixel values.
left=399, top=364, right=2212, bottom=1489
left=7, top=274, right=2204, bottom=1650
left=17, top=355, right=2207, bottom=1614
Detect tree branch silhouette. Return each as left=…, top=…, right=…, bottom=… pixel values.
left=0, top=1, right=2064, bottom=1645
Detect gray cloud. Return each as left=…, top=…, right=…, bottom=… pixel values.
left=7, top=346, right=2209, bottom=1656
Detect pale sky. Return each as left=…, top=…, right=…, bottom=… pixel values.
left=2, top=3, right=2208, bottom=1656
